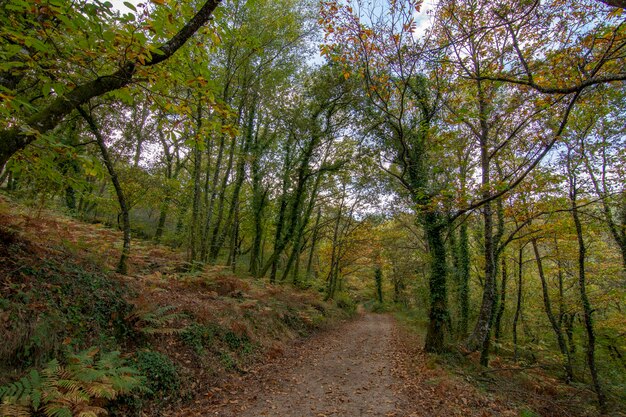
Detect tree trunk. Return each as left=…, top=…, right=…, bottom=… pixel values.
left=189, top=102, right=204, bottom=266
left=280, top=170, right=324, bottom=282
left=305, top=208, right=322, bottom=282
left=570, top=172, right=607, bottom=411
left=467, top=76, right=497, bottom=359
left=78, top=107, right=131, bottom=275
left=201, top=129, right=226, bottom=261
left=207, top=125, right=237, bottom=262
left=513, top=246, right=524, bottom=361
left=210, top=104, right=255, bottom=263
left=423, top=213, right=449, bottom=353
left=325, top=195, right=344, bottom=301
left=457, top=221, right=470, bottom=337
left=154, top=195, right=170, bottom=244
left=375, top=267, right=383, bottom=303
left=494, top=256, right=508, bottom=351
left=531, top=238, right=573, bottom=383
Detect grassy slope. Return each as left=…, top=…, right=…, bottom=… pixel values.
left=0, top=195, right=350, bottom=415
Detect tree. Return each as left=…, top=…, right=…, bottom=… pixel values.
left=78, top=106, right=131, bottom=274
left=0, top=0, right=223, bottom=168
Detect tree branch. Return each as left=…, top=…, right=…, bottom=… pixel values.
left=0, top=0, right=222, bottom=169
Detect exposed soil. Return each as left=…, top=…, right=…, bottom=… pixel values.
left=173, top=313, right=518, bottom=417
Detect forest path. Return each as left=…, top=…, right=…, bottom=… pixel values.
left=180, top=313, right=408, bottom=417
left=174, top=313, right=519, bottom=417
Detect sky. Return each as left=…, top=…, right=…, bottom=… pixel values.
left=109, top=0, right=141, bottom=13
left=414, top=0, right=437, bottom=38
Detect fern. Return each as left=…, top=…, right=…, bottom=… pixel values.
left=125, top=304, right=184, bottom=335
left=0, top=349, right=144, bottom=417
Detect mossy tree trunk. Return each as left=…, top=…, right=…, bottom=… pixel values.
left=531, top=238, right=574, bottom=383
left=568, top=150, right=606, bottom=412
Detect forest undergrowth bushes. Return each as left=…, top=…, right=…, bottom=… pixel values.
left=394, top=309, right=624, bottom=416
left=0, top=196, right=349, bottom=416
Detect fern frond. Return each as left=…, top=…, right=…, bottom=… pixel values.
left=85, top=383, right=116, bottom=400
left=75, top=404, right=107, bottom=417
left=1, top=347, right=145, bottom=417
left=0, top=402, right=31, bottom=417
left=126, top=304, right=184, bottom=335
left=43, top=403, right=73, bottom=417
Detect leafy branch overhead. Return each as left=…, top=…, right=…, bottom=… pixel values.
left=0, top=0, right=223, bottom=168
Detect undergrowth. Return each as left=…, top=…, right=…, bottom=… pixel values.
left=393, top=308, right=621, bottom=416
left=0, top=199, right=348, bottom=416
left=0, top=348, right=143, bottom=417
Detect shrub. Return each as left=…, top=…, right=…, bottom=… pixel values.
left=334, top=293, right=356, bottom=315
left=369, top=301, right=389, bottom=313
left=130, top=351, right=179, bottom=400
left=0, top=348, right=143, bottom=417
left=223, top=330, right=253, bottom=354
left=179, top=323, right=221, bottom=354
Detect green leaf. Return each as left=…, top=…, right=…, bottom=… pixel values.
left=102, top=31, right=115, bottom=42
left=123, top=1, right=137, bottom=12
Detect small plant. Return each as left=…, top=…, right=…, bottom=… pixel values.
left=369, top=301, right=388, bottom=313
left=125, top=304, right=184, bottom=336
left=0, top=348, right=143, bottom=417
left=219, top=352, right=236, bottom=370
left=180, top=323, right=221, bottom=354
left=223, top=330, right=252, bottom=353
left=520, top=408, right=539, bottom=417
left=130, top=351, right=179, bottom=400
left=334, top=293, right=356, bottom=315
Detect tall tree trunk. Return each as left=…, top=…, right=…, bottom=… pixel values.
left=189, top=102, right=204, bottom=266
left=325, top=194, right=345, bottom=301
left=457, top=221, right=470, bottom=337
left=375, top=267, right=383, bottom=303
left=305, top=208, right=322, bottom=282
left=494, top=256, right=508, bottom=351
left=249, top=187, right=266, bottom=277
left=268, top=188, right=289, bottom=283
left=423, top=212, right=449, bottom=353
left=78, top=107, right=130, bottom=275
left=210, top=104, right=255, bottom=263
left=261, top=135, right=315, bottom=281
left=513, top=246, right=524, bottom=362
left=249, top=147, right=267, bottom=276
left=531, top=238, right=573, bottom=383
left=154, top=195, right=170, bottom=243
left=201, top=128, right=226, bottom=261
left=467, top=77, right=497, bottom=359
left=280, top=170, right=324, bottom=282
left=291, top=238, right=305, bottom=285
left=207, top=125, right=237, bottom=262
left=570, top=169, right=607, bottom=411
left=228, top=204, right=239, bottom=272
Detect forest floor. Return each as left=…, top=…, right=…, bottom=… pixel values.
left=174, top=313, right=519, bottom=417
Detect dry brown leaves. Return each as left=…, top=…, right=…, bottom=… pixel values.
left=390, top=324, right=518, bottom=417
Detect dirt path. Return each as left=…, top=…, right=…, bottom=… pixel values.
left=178, top=313, right=407, bottom=417
left=174, top=313, right=519, bottom=417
